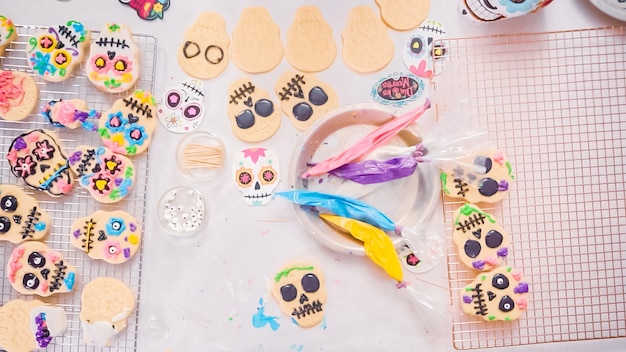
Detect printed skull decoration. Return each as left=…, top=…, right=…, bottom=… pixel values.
left=460, top=0, right=554, bottom=22
left=0, top=184, right=51, bottom=243
left=440, top=148, right=514, bottom=204
left=233, top=147, right=279, bottom=206
left=87, top=23, right=140, bottom=93
left=0, top=300, right=68, bottom=352
left=402, top=19, right=446, bottom=80
left=157, top=78, right=205, bottom=133
left=461, top=266, right=529, bottom=321
left=26, top=20, right=89, bottom=82
left=453, top=203, right=509, bottom=271
left=274, top=71, right=339, bottom=131
left=227, top=78, right=281, bottom=143
left=7, top=241, right=77, bottom=297
left=119, top=0, right=171, bottom=21
left=272, top=263, right=327, bottom=328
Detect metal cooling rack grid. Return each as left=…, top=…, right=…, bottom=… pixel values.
left=433, top=26, right=626, bottom=350
left=0, top=24, right=157, bottom=351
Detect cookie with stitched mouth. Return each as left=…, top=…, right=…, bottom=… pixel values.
left=0, top=184, right=51, bottom=243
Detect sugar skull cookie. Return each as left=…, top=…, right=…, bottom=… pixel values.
left=231, top=7, right=283, bottom=73
left=342, top=6, right=394, bottom=73
left=7, top=241, right=77, bottom=296
left=0, top=184, right=51, bottom=243
left=285, top=6, right=336, bottom=73
left=460, top=0, right=553, bottom=22
left=42, top=98, right=101, bottom=130
left=7, top=129, right=74, bottom=196
left=375, top=0, right=430, bottom=31
left=0, top=299, right=67, bottom=352
left=233, top=147, right=279, bottom=206
left=98, top=90, right=158, bottom=156
left=177, top=12, right=230, bottom=80
left=0, top=15, right=17, bottom=56
left=26, top=20, right=89, bottom=82
left=157, top=78, right=205, bottom=133
left=87, top=23, right=140, bottom=93
left=272, top=262, right=327, bottom=328
left=0, top=70, right=39, bottom=121
left=461, top=266, right=529, bottom=321
left=227, top=78, right=281, bottom=143
left=70, top=210, right=141, bottom=264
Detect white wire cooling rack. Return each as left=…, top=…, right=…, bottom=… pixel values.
left=433, top=26, right=626, bottom=350
left=0, top=24, right=157, bottom=351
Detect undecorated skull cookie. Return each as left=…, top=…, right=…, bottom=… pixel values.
left=0, top=184, right=51, bottom=243
left=375, top=0, right=430, bottom=31
left=271, top=262, right=327, bottom=328
left=460, top=0, right=554, bottom=22
left=0, top=299, right=68, bottom=352
left=461, top=266, right=529, bottom=321
left=70, top=210, right=141, bottom=264
left=0, top=70, right=39, bottom=121
left=177, top=12, right=230, bottom=80
left=227, top=78, right=281, bottom=143
left=80, top=277, right=136, bottom=347
left=0, top=15, right=17, bottom=56
left=42, top=98, right=101, bottom=130
left=7, top=241, right=77, bottom=296
left=342, top=6, right=395, bottom=73
left=233, top=147, right=279, bottom=206
left=453, top=203, right=509, bottom=271
left=231, top=6, right=283, bottom=73
left=286, top=6, right=336, bottom=73
left=157, top=78, right=205, bottom=133
left=440, top=148, right=514, bottom=203
left=402, top=19, right=446, bottom=80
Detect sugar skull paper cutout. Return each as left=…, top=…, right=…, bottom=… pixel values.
left=119, top=0, right=170, bottom=20
left=0, top=70, right=39, bottom=121
left=402, top=19, right=446, bottom=80
left=87, top=23, right=140, bottom=93
left=0, top=184, right=51, bottom=243
left=461, top=266, right=529, bottom=321
left=227, top=78, right=281, bottom=143
left=0, top=300, right=67, bottom=352
left=42, top=98, right=101, bottom=130
left=26, top=20, right=89, bottom=82
left=272, top=263, right=327, bottom=328
left=233, top=147, right=279, bottom=206
left=7, top=241, right=77, bottom=296
left=158, top=79, right=205, bottom=133
left=460, top=0, right=554, bottom=22
left=98, top=90, right=158, bottom=156
left=0, top=15, right=17, bottom=56
left=7, top=129, right=74, bottom=196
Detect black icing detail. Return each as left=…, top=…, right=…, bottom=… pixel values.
left=23, top=273, right=39, bottom=290
left=293, top=103, right=313, bottom=122
left=479, top=178, right=499, bottom=197
left=13, top=215, right=22, bottom=224
left=243, top=97, right=252, bottom=107
left=98, top=230, right=107, bottom=241
left=1, top=195, right=18, bottom=212
left=49, top=260, right=68, bottom=293
left=464, top=240, right=481, bottom=258
left=291, top=300, right=323, bottom=320
left=308, top=86, right=328, bottom=106
left=128, top=113, right=140, bottom=124
left=57, top=25, right=80, bottom=48
left=182, top=41, right=200, bottom=58
left=182, top=82, right=204, bottom=98
left=205, top=45, right=224, bottom=65
left=91, top=163, right=102, bottom=174
left=107, top=50, right=116, bottom=60
left=453, top=178, right=469, bottom=197
left=254, top=99, right=274, bottom=117
left=301, top=273, right=320, bottom=293
left=235, top=110, right=255, bottom=129
left=474, top=156, right=493, bottom=174
left=472, top=228, right=482, bottom=239
left=41, top=268, right=50, bottom=280
left=278, top=74, right=306, bottom=101
left=485, top=230, right=504, bottom=248
left=487, top=291, right=497, bottom=301
left=499, top=296, right=515, bottom=312
left=95, top=36, right=130, bottom=49
left=75, top=149, right=96, bottom=177
left=229, top=82, right=255, bottom=105
left=19, top=206, right=41, bottom=240
left=123, top=96, right=153, bottom=119
left=40, top=164, right=51, bottom=173
left=470, top=283, right=488, bottom=316
left=280, top=284, right=297, bottom=302
left=299, top=293, right=309, bottom=304
left=81, top=219, right=96, bottom=253
left=410, top=37, right=425, bottom=55
left=492, top=273, right=510, bottom=290
left=456, top=212, right=487, bottom=233
left=0, top=216, right=11, bottom=233
left=28, top=252, right=46, bottom=268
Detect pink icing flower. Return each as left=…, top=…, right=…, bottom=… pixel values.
left=56, top=179, right=73, bottom=194
left=26, top=132, right=40, bottom=143
left=40, top=280, right=49, bottom=294
left=485, top=256, right=498, bottom=266
left=90, top=54, right=112, bottom=74
left=6, top=149, right=17, bottom=163
left=46, top=251, right=60, bottom=264
left=493, top=151, right=505, bottom=165
left=104, top=240, right=122, bottom=260
left=55, top=101, right=77, bottom=126
left=516, top=297, right=528, bottom=310
left=512, top=270, right=523, bottom=282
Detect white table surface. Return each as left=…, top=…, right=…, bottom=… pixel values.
left=1, top=0, right=624, bottom=351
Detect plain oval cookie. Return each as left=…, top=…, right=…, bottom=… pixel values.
left=42, top=98, right=101, bottom=130
left=227, top=77, right=281, bottom=143
left=375, top=0, right=430, bottom=31
left=342, top=6, right=394, bottom=73
left=285, top=6, right=336, bottom=73
left=0, top=15, right=17, bottom=56
left=177, top=12, right=230, bottom=80
left=0, top=184, right=51, bottom=243
left=0, top=299, right=68, bottom=352
left=231, top=7, right=283, bottom=73
left=0, top=70, right=39, bottom=121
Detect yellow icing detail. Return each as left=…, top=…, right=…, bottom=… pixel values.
left=114, top=60, right=127, bottom=71
left=89, top=71, right=108, bottom=82
left=111, top=133, right=125, bottom=146
left=105, top=160, right=118, bottom=172
left=94, top=179, right=108, bottom=191
left=95, top=57, right=107, bottom=69
left=128, top=234, right=139, bottom=245
left=121, top=72, right=133, bottom=83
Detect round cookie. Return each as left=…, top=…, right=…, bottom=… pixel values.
left=0, top=15, right=17, bottom=56
left=231, top=7, right=283, bottom=73
left=375, top=0, right=430, bottom=31
left=42, top=98, right=100, bottom=130
left=227, top=77, right=281, bottom=143
left=285, top=6, right=336, bottom=73
left=177, top=12, right=230, bottom=80
left=0, top=70, right=39, bottom=121
left=0, top=300, right=68, bottom=351
left=342, top=6, right=395, bottom=73
left=0, top=184, right=51, bottom=243
left=80, top=277, right=136, bottom=347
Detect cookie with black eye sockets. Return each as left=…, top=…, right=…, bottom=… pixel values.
left=0, top=184, right=51, bottom=243
left=227, top=77, right=281, bottom=143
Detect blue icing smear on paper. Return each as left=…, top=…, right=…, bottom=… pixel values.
left=252, top=298, right=280, bottom=331
left=290, top=344, right=304, bottom=352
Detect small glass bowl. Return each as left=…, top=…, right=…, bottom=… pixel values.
left=157, top=186, right=207, bottom=237
left=176, top=131, right=225, bottom=182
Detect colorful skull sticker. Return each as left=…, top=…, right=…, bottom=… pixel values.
left=460, top=0, right=554, bottom=22
left=42, top=98, right=101, bottom=130
left=26, top=20, right=89, bottom=82
left=87, top=23, right=140, bottom=93
left=233, top=147, right=279, bottom=206
left=0, top=184, right=51, bottom=243
left=0, top=15, right=17, bottom=56
left=70, top=210, right=141, bottom=264
left=7, top=129, right=74, bottom=196
left=67, top=145, right=135, bottom=203
left=119, top=0, right=171, bottom=21
left=98, top=90, right=158, bottom=156
left=402, top=19, right=446, bottom=80
left=0, top=300, right=67, bottom=351
left=272, top=263, right=327, bottom=328
left=157, top=79, right=205, bottom=133
left=0, top=70, right=39, bottom=121
left=227, top=78, right=281, bottom=143
left=461, top=266, right=529, bottom=321
left=7, top=241, right=77, bottom=296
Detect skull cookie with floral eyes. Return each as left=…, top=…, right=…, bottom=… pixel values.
left=7, top=241, right=77, bottom=296
left=233, top=147, right=279, bottom=206
left=0, top=184, right=51, bottom=243
left=157, top=79, right=205, bottom=133
left=402, top=19, right=446, bottom=80
left=272, top=263, right=327, bottom=328
left=227, top=78, right=281, bottom=143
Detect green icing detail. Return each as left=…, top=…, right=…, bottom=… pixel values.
left=110, top=189, right=120, bottom=200
left=489, top=316, right=496, bottom=321
left=108, top=24, right=121, bottom=32
left=505, top=317, right=511, bottom=321
left=506, top=267, right=512, bottom=272
left=6, top=27, right=13, bottom=39
left=125, top=166, right=134, bottom=178
left=274, top=265, right=314, bottom=283
left=126, top=145, right=137, bottom=155
left=454, top=203, right=496, bottom=225
left=98, top=128, right=110, bottom=138
left=104, top=78, right=122, bottom=89
left=465, top=287, right=472, bottom=292
left=481, top=275, right=486, bottom=281
left=506, top=161, right=515, bottom=180
left=440, top=172, right=450, bottom=194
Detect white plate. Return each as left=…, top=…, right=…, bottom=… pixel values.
left=288, top=104, right=440, bottom=255
left=589, top=0, right=626, bottom=21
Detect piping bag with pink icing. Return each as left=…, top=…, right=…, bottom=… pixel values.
left=301, top=99, right=430, bottom=178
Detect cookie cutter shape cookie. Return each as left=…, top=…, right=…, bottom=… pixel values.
left=70, top=210, right=141, bottom=264
left=98, top=90, right=158, bottom=156
left=26, top=20, right=90, bottom=82
left=7, top=129, right=74, bottom=196
left=227, top=77, right=281, bottom=143
left=274, top=71, right=339, bottom=131
left=231, top=6, right=283, bottom=73
left=7, top=241, right=77, bottom=296
left=67, top=145, right=136, bottom=203
left=177, top=12, right=230, bottom=80
left=375, top=0, right=430, bottom=31
left=0, top=299, right=68, bottom=351
left=233, top=147, right=279, bottom=206
left=286, top=6, right=337, bottom=73
left=461, top=266, right=529, bottom=321
left=342, top=6, right=395, bottom=74
left=80, top=277, right=136, bottom=347
left=42, top=98, right=101, bottom=130
left=158, top=78, right=205, bottom=133
left=0, top=70, right=39, bottom=121
left=0, top=184, right=51, bottom=244
left=0, top=15, right=17, bottom=56
left=87, top=23, right=140, bottom=93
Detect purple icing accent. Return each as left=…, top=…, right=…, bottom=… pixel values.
left=14, top=137, right=27, bottom=150
left=34, top=312, right=52, bottom=347
left=123, top=247, right=131, bottom=258
left=329, top=156, right=418, bottom=184
left=72, top=229, right=81, bottom=239
left=130, top=223, right=137, bottom=231
left=498, top=180, right=509, bottom=191
left=497, top=247, right=508, bottom=257
left=514, top=282, right=529, bottom=294
left=69, top=150, right=82, bottom=164
left=115, top=178, right=123, bottom=186
left=472, top=260, right=486, bottom=270
left=463, top=295, right=473, bottom=304
left=75, top=110, right=89, bottom=122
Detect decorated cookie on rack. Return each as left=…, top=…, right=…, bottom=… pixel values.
left=7, top=129, right=74, bottom=196
left=26, top=20, right=89, bottom=82
left=233, top=147, right=279, bottom=206
left=285, top=6, right=336, bottom=73
left=0, top=299, right=67, bottom=351
left=342, top=6, right=394, bottom=73
left=7, top=241, right=77, bottom=296
left=80, top=277, right=136, bottom=347
left=157, top=78, right=205, bottom=133
left=178, top=12, right=230, bottom=80
left=0, top=15, right=17, bottom=56
left=98, top=90, right=158, bottom=156
left=402, top=19, right=447, bottom=80
left=461, top=266, right=529, bottom=321
left=67, top=145, right=135, bottom=203
left=231, top=7, right=283, bottom=73
left=87, top=23, right=140, bottom=93
left=375, top=0, right=430, bottom=31
left=0, top=69, right=39, bottom=121
left=440, top=148, right=514, bottom=203
left=42, top=98, right=100, bottom=130
left=70, top=210, right=141, bottom=264
left=0, top=184, right=51, bottom=243
left=274, top=71, right=338, bottom=131
left=227, top=78, right=281, bottom=143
